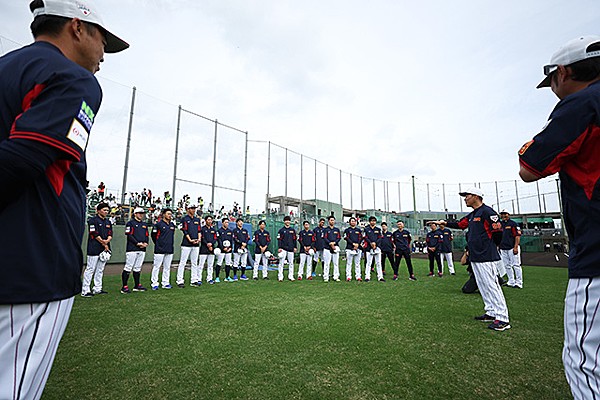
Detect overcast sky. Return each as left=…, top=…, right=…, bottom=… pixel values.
left=1, top=0, right=599, bottom=214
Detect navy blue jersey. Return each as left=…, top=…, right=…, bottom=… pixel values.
left=313, top=225, right=326, bottom=250
left=440, top=228, right=454, bottom=253
left=200, top=225, right=218, bottom=254
left=323, top=226, right=341, bottom=250
left=343, top=227, right=363, bottom=250
left=87, top=215, right=113, bottom=256
left=364, top=226, right=382, bottom=248
left=425, top=229, right=442, bottom=252
left=253, top=229, right=271, bottom=254
left=0, top=42, right=102, bottom=304
left=277, top=227, right=297, bottom=251
left=447, top=204, right=502, bottom=263
left=392, top=229, right=412, bottom=253
left=181, top=214, right=201, bottom=247
left=125, top=219, right=149, bottom=252
left=499, top=219, right=521, bottom=250
left=380, top=231, right=394, bottom=252
left=233, top=227, right=250, bottom=250
left=152, top=220, right=176, bottom=254
left=519, top=81, right=600, bottom=278
left=298, top=229, right=315, bottom=249
left=218, top=227, right=234, bottom=251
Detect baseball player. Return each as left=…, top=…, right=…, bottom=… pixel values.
left=151, top=208, right=176, bottom=290
left=232, top=217, right=250, bottom=281
left=277, top=215, right=297, bottom=281
left=363, top=216, right=385, bottom=282
left=426, top=221, right=443, bottom=277
left=444, top=187, right=510, bottom=331
left=121, top=207, right=149, bottom=294
left=380, top=222, right=394, bottom=277
left=499, top=210, right=523, bottom=289
left=439, top=221, right=456, bottom=275
left=199, top=215, right=219, bottom=284
left=392, top=221, right=416, bottom=281
left=298, top=220, right=316, bottom=280
left=312, top=218, right=326, bottom=277
left=0, top=1, right=128, bottom=397
left=216, top=217, right=235, bottom=282
left=343, top=217, right=363, bottom=281
left=176, top=204, right=201, bottom=288
left=82, top=202, right=113, bottom=296
left=518, top=36, right=600, bottom=397
left=253, top=220, right=271, bottom=280
left=322, top=215, right=342, bottom=282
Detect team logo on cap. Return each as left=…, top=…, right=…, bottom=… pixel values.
left=77, top=3, right=91, bottom=16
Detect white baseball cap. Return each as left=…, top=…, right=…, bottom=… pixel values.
left=31, top=0, right=129, bottom=53
left=133, top=207, right=145, bottom=214
left=537, top=35, right=600, bottom=89
left=500, top=209, right=510, bottom=214
left=459, top=186, right=484, bottom=198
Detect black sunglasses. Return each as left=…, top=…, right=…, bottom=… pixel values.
left=543, top=64, right=559, bottom=76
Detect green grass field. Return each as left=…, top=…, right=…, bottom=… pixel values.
left=42, top=259, right=571, bottom=400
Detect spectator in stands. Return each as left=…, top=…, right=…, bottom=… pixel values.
left=98, top=181, right=105, bottom=199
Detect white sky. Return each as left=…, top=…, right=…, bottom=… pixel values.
left=1, top=0, right=599, bottom=214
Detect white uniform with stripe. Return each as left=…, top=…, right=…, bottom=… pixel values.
left=277, top=250, right=295, bottom=281
left=346, top=250, right=362, bottom=279
left=322, top=249, right=340, bottom=281
left=471, top=260, right=510, bottom=322
left=563, top=277, right=600, bottom=400
left=0, top=297, right=74, bottom=400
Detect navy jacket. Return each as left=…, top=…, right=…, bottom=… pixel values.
left=152, top=220, right=176, bottom=254
left=125, top=219, right=149, bottom=252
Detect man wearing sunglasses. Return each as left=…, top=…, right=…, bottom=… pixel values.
left=519, top=35, right=600, bottom=400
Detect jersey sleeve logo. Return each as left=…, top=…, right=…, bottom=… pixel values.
left=518, top=140, right=534, bottom=156
left=490, top=215, right=499, bottom=222
left=67, top=118, right=89, bottom=150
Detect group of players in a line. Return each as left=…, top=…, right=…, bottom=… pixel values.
left=82, top=201, right=522, bottom=297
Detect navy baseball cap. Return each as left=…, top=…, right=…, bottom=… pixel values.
left=31, top=0, right=129, bottom=53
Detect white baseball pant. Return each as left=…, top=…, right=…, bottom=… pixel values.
left=216, top=252, right=233, bottom=267
left=151, top=253, right=173, bottom=288
left=471, top=260, right=509, bottom=322
left=0, top=297, right=74, bottom=400
left=124, top=251, right=145, bottom=273
left=177, top=246, right=199, bottom=285
left=233, top=252, right=248, bottom=275
left=298, top=253, right=312, bottom=278
left=277, top=250, right=294, bottom=280
left=313, top=250, right=323, bottom=263
left=346, top=250, right=362, bottom=280
left=253, top=253, right=269, bottom=278
left=563, top=277, right=600, bottom=400
left=500, top=248, right=523, bottom=288
left=322, top=249, right=339, bottom=281
left=199, top=254, right=215, bottom=281
left=365, top=251, right=383, bottom=280
left=441, top=252, right=455, bottom=274
left=83, top=255, right=107, bottom=294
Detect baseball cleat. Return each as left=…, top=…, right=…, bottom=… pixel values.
left=357, top=278, right=363, bottom=282
left=163, top=284, right=172, bottom=289
left=133, top=285, right=147, bottom=292
left=240, top=275, right=249, bottom=281
left=297, top=276, right=302, bottom=281
left=307, top=276, right=313, bottom=280
left=215, top=277, right=221, bottom=283
left=151, top=286, right=159, bottom=291
left=81, top=292, right=93, bottom=298
left=177, top=283, right=185, bottom=288
left=392, top=275, right=398, bottom=281
left=474, top=314, right=495, bottom=322
left=253, top=277, right=259, bottom=280
left=94, top=290, right=108, bottom=295
left=333, top=278, right=340, bottom=282
left=427, top=272, right=434, bottom=277
left=120, top=286, right=131, bottom=294
left=208, top=280, right=215, bottom=285
left=488, top=320, right=511, bottom=331
left=379, top=278, right=386, bottom=282
left=409, top=275, right=417, bottom=281
left=347, top=277, right=352, bottom=282
left=263, top=277, right=269, bottom=280
left=190, top=281, right=201, bottom=287
left=233, top=275, right=239, bottom=281
left=437, top=272, right=443, bottom=277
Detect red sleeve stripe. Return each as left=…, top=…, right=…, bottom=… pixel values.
left=483, top=220, right=493, bottom=239
left=518, top=159, right=544, bottom=179
left=11, top=131, right=81, bottom=161
left=45, top=159, right=72, bottom=196
left=458, top=217, right=469, bottom=230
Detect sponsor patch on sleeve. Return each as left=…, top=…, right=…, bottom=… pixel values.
left=67, top=118, right=89, bottom=150
left=518, top=140, right=534, bottom=156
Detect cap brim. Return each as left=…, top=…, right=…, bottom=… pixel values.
left=458, top=192, right=469, bottom=196
left=104, top=30, right=129, bottom=53
left=536, top=75, right=551, bottom=89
